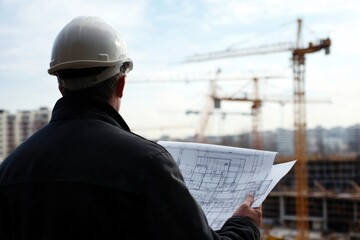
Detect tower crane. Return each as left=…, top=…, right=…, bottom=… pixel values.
left=128, top=71, right=283, bottom=144
left=193, top=70, right=283, bottom=144
left=184, top=18, right=331, bottom=240
left=213, top=77, right=330, bottom=150
left=213, top=76, right=274, bottom=150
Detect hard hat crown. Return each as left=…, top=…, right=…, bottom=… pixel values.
left=48, top=16, right=133, bottom=89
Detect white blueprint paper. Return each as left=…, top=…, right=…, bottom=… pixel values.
left=158, top=141, right=296, bottom=229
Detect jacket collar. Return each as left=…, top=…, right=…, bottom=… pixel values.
left=50, top=95, right=131, bottom=132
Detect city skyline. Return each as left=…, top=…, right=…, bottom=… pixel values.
left=1, top=105, right=359, bottom=161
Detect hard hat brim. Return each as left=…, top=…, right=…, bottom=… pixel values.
left=48, top=58, right=133, bottom=75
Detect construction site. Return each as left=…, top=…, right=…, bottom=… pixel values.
left=120, top=17, right=358, bottom=239
left=171, top=19, right=359, bottom=240
left=0, top=15, right=358, bottom=240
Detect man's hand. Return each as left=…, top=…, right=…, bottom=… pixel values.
left=232, top=194, right=262, bottom=227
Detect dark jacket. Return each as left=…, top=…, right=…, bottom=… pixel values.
left=0, top=95, right=260, bottom=240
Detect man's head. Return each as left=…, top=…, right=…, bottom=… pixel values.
left=48, top=16, right=133, bottom=110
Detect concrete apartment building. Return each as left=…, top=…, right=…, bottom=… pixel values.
left=0, top=108, right=51, bottom=161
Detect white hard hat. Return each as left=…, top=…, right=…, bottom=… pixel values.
left=48, top=16, right=133, bottom=89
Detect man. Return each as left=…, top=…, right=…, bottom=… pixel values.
left=0, top=16, right=262, bottom=239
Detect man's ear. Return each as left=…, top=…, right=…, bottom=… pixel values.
left=58, top=85, right=65, bottom=96
left=116, top=75, right=126, bottom=98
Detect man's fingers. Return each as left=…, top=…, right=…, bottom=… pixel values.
left=243, top=194, right=254, bottom=207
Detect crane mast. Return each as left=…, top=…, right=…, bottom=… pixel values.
left=293, top=18, right=309, bottom=240
left=185, top=18, right=331, bottom=240
left=195, top=69, right=221, bottom=143
left=292, top=18, right=330, bottom=240
left=251, top=77, right=263, bottom=149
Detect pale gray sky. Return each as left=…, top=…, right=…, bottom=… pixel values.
left=0, top=0, right=359, bottom=139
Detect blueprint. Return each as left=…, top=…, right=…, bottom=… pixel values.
left=158, top=141, right=296, bottom=229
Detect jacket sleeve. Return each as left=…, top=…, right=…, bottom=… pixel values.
left=215, top=217, right=260, bottom=239
left=144, top=150, right=260, bottom=240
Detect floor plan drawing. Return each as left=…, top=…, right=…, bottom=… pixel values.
left=158, top=141, right=296, bottom=229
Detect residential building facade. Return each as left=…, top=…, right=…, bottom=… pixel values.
left=0, top=108, right=51, bottom=161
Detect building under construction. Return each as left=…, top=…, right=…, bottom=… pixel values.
left=263, top=154, right=360, bottom=239
left=198, top=129, right=360, bottom=239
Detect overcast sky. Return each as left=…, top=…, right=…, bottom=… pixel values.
left=0, top=0, right=359, bottom=139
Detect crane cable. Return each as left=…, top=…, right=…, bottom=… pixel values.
left=226, top=20, right=295, bottom=50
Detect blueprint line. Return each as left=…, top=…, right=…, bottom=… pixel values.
left=158, top=141, right=296, bottom=229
